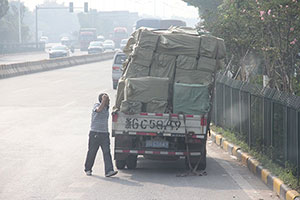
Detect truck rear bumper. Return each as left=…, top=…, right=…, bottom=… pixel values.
left=115, top=149, right=201, bottom=156
left=112, top=130, right=206, bottom=139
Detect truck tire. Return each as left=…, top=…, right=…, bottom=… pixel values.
left=113, top=82, right=117, bottom=90
left=126, top=155, right=137, bottom=169
left=116, top=160, right=126, bottom=169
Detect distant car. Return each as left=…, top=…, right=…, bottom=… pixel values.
left=112, top=51, right=127, bottom=89
left=96, top=35, right=105, bottom=42
left=49, top=45, right=70, bottom=59
left=120, top=38, right=128, bottom=50
left=39, top=36, right=48, bottom=44
left=103, top=40, right=115, bottom=50
left=88, top=41, right=104, bottom=54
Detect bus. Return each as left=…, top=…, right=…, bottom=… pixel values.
left=135, top=18, right=161, bottom=29
left=113, top=27, right=128, bottom=48
left=135, top=18, right=186, bottom=30
left=160, top=19, right=186, bottom=29
left=79, top=28, right=97, bottom=51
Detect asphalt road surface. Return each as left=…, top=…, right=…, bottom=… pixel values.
left=0, top=59, right=280, bottom=200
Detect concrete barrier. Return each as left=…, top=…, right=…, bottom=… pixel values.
left=0, top=51, right=115, bottom=79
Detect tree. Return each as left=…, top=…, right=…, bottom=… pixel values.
left=0, top=0, right=9, bottom=19
left=184, top=0, right=300, bottom=94
left=0, top=1, right=30, bottom=43
left=182, top=0, right=223, bottom=24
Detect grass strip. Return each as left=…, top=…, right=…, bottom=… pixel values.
left=211, top=125, right=300, bottom=192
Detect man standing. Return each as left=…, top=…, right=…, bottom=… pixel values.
left=84, top=93, right=118, bottom=177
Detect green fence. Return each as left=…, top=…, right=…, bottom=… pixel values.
left=212, top=74, right=300, bottom=183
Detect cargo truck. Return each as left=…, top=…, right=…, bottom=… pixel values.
left=111, top=27, right=225, bottom=171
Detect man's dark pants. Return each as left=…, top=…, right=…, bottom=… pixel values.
left=84, top=131, right=114, bottom=174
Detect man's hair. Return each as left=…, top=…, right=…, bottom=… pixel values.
left=98, top=93, right=109, bottom=109
left=98, top=93, right=106, bottom=103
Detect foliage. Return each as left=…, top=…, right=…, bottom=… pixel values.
left=182, top=0, right=222, bottom=24
left=0, top=0, right=9, bottom=19
left=186, top=0, right=300, bottom=94
left=0, top=1, right=30, bottom=43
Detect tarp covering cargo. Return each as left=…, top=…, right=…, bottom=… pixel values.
left=114, top=26, right=226, bottom=114
left=173, top=83, right=210, bottom=115
left=120, top=100, right=142, bottom=114
left=124, top=76, right=169, bottom=103
left=146, top=100, right=168, bottom=113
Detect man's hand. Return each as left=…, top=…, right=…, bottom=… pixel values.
left=102, top=94, right=109, bottom=105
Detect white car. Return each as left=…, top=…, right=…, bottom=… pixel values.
left=49, top=45, right=70, bottom=59
left=39, top=36, right=48, bottom=44
left=112, top=51, right=127, bottom=89
left=103, top=40, right=115, bottom=50
left=120, top=38, right=129, bottom=50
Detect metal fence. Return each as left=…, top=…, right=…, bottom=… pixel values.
left=0, top=43, right=45, bottom=54
left=211, top=74, right=300, bottom=181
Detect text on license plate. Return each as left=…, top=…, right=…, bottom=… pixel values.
left=124, top=118, right=181, bottom=130
left=146, top=140, right=169, bottom=148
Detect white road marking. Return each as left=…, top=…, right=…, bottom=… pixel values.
left=61, top=101, right=76, bottom=108
left=53, top=80, right=64, bottom=84
left=12, top=88, right=30, bottom=94
left=54, top=192, right=84, bottom=199
left=69, top=181, right=96, bottom=188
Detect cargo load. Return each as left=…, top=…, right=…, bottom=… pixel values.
left=112, top=26, right=226, bottom=172
left=114, top=26, right=225, bottom=113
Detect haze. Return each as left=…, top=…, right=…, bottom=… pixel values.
left=21, top=0, right=199, bottom=19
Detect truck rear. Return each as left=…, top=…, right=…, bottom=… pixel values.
left=112, top=27, right=225, bottom=171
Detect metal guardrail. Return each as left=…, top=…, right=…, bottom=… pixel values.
left=0, top=51, right=115, bottom=79
left=0, top=43, right=45, bottom=54
left=211, top=74, right=300, bottom=183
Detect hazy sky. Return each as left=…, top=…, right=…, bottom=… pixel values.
left=21, top=0, right=199, bottom=19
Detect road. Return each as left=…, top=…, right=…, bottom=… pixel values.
left=0, top=59, right=279, bottom=200
left=0, top=49, right=86, bottom=65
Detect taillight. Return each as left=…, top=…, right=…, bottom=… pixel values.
left=112, top=66, right=120, bottom=71
left=112, top=113, right=118, bottom=122
left=201, top=117, right=207, bottom=126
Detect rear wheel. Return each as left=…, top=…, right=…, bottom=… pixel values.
left=113, top=81, right=118, bottom=89
left=115, top=160, right=126, bottom=169
left=126, top=155, right=137, bottom=169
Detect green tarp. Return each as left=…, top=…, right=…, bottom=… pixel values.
left=124, top=77, right=169, bottom=103
left=173, top=83, right=210, bottom=115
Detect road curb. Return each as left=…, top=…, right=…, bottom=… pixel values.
left=210, top=131, right=300, bottom=200
left=0, top=51, right=115, bottom=79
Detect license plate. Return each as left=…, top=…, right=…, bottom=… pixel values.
left=146, top=140, right=169, bottom=148
left=124, top=118, right=182, bottom=131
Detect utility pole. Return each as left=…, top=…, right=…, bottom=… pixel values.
left=18, top=0, right=22, bottom=43
left=35, top=6, right=38, bottom=48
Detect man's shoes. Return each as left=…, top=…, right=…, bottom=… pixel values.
left=105, top=170, right=118, bottom=177
left=85, top=170, right=92, bottom=176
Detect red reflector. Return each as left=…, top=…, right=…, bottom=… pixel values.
left=112, top=114, right=118, bottom=122
left=140, top=113, right=148, bottom=116
left=155, top=113, right=163, bottom=116
left=153, top=151, right=160, bottom=154
left=112, top=66, right=120, bottom=70
left=123, top=150, right=130, bottom=153
left=201, top=117, right=207, bottom=126
left=138, top=150, right=145, bottom=154
left=171, top=114, right=178, bottom=117
left=186, top=115, right=194, bottom=118
left=168, top=152, right=176, bottom=155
